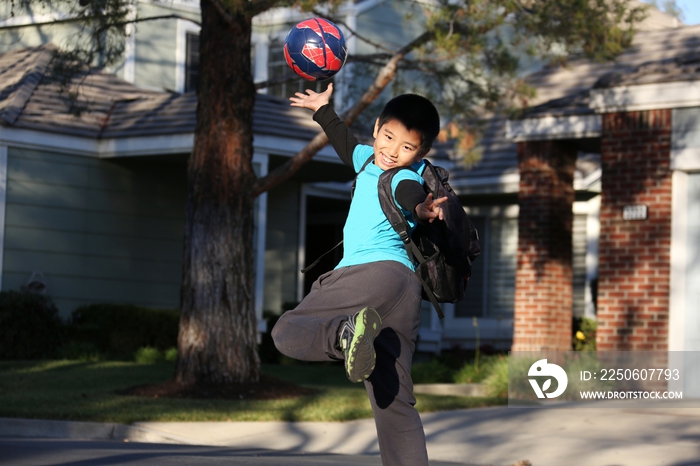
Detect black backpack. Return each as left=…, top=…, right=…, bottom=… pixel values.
left=375, top=159, right=481, bottom=319
left=302, top=157, right=481, bottom=319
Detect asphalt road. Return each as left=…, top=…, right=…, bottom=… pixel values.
left=0, top=438, right=473, bottom=466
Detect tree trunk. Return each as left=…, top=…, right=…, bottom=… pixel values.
left=175, top=0, right=259, bottom=386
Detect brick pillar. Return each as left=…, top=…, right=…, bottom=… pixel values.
left=513, top=140, right=577, bottom=351
left=597, top=109, right=672, bottom=351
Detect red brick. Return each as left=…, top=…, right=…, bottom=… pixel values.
left=596, top=109, right=672, bottom=351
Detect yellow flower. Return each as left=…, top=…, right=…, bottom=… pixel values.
left=576, top=330, right=586, bottom=341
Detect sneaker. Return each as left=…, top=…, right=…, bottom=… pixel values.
left=338, top=307, right=382, bottom=383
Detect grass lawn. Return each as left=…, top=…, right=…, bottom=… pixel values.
left=0, top=360, right=506, bottom=424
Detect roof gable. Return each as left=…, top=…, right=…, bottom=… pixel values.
left=0, top=44, right=321, bottom=143
left=0, top=45, right=55, bottom=126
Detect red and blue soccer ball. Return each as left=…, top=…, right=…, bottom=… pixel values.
left=284, top=18, right=348, bottom=81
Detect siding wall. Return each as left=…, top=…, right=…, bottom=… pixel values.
left=572, top=213, right=588, bottom=317
left=0, top=2, right=199, bottom=91
left=133, top=2, right=199, bottom=92
left=264, top=180, right=300, bottom=314
left=487, top=216, right=518, bottom=317
left=0, top=5, right=84, bottom=56
left=3, top=148, right=187, bottom=316
left=355, top=2, right=426, bottom=54
left=685, top=173, right=700, bottom=351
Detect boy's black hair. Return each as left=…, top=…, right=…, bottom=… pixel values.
left=377, top=94, right=440, bottom=154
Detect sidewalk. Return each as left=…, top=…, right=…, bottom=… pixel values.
left=2, top=403, right=700, bottom=466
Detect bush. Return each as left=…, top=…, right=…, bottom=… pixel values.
left=258, top=303, right=300, bottom=365
left=164, top=347, right=178, bottom=362
left=134, top=346, right=163, bottom=364
left=0, top=291, right=63, bottom=360
left=58, top=341, right=104, bottom=362
left=573, top=316, right=597, bottom=351
left=412, top=359, right=453, bottom=383
left=259, top=311, right=282, bottom=364
left=68, top=304, right=179, bottom=358
left=452, top=354, right=505, bottom=384
left=453, top=362, right=487, bottom=384
left=482, top=356, right=510, bottom=398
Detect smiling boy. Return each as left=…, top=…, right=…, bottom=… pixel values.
left=272, top=84, right=444, bottom=466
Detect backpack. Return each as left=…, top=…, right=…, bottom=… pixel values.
left=301, top=156, right=481, bottom=319
left=375, top=158, right=481, bottom=319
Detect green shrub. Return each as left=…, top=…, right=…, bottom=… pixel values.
left=58, top=341, right=104, bottom=362
left=258, top=310, right=283, bottom=364
left=134, top=346, right=163, bottom=364
left=258, top=304, right=300, bottom=365
left=412, top=359, right=453, bottom=383
left=573, top=316, right=597, bottom=351
left=164, top=347, right=178, bottom=362
left=0, top=291, right=63, bottom=360
left=453, top=354, right=505, bottom=384
left=453, top=362, right=485, bottom=384
left=482, top=356, right=510, bottom=398
left=68, top=304, right=180, bottom=358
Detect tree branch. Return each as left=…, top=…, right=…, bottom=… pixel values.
left=204, top=0, right=239, bottom=28
left=252, top=30, right=434, bottom=196
left=311, top=8, right=395, bottom=53
left=0, top=14, right=200, bottom=31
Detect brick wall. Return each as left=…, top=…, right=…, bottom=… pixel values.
left=513, top=140, right=577, bottom=351
left=597, top=109, right=672, bottom=351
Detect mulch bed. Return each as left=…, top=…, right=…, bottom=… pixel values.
left=116, top=374, right=319, bottom=400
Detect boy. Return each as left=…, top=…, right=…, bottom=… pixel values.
left=272, top=83, right=445, bottom=466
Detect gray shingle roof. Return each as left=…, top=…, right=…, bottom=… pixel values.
left=3, top=20, right=700, bottom=194
left=0, top=44, right=321, bottom=143
left=453, top=24, right=700, bottom=191
left=0, top=44, right=54, bottom=126
left=594, top=51, right=700, bottom=89
left=523, top=24, right=700, bottom=118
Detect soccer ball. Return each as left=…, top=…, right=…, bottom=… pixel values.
left=284, top=18, right=348, bottom=81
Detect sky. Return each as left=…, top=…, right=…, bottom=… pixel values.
left=679, top=0, right=700, bottom=24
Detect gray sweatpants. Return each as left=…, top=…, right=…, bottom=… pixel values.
left=271, top=260, right=428, bottom=466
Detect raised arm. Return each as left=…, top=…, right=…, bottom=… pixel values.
left=396, top=180, right=447, bottom=223
left=290, top=84, right=333, bottom=112
left=290, top=84, right=359, bottom=168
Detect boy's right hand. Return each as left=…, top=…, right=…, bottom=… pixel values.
left=290, top=83, right=334, bottom=112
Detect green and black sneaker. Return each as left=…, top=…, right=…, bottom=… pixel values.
left=338, top=307, right=382, bottom=383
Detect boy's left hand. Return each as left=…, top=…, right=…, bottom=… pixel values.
left=290, top=83, right=334, bottom=112
left=415, top=193, right=448, bottom=223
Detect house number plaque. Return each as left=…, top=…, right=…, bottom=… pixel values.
left=622, top=205, right=648, bottom=221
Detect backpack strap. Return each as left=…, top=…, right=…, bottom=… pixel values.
left=377, top=167, right=414, bottom=244
left=302, top=155, right=374, bottom=274
left=350, top=154, right=375, bottom=198
left=407, top=240, right=445, bottom=319
left=377, top=167, right=445, bottom=319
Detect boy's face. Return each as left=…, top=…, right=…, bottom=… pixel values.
left=372, top=118, right=425, bottom=171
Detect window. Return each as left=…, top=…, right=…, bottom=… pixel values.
left=267, top=39, right=331, bottom=99
left=455, top=216, right=517, bottom=318
left=456, top=217, right=486, bottom=317
left=185, top=32, right=199, bottom=93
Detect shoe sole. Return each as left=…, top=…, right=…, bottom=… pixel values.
left=345, top=307, right=382, bottom=383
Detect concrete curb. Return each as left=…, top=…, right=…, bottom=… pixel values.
left=0, top=417, right=193, bottom=445
left=413, top=383, right=486, bottom=397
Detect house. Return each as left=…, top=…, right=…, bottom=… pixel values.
left=0, top=0, right=443, bottom=344
left=0, top=44, right=354, bottom=336
left=504, top=23, right=700, bottom=362
left=0, top=0, right=691, bottom=356
left=420, top=3, right=683, bottom=352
